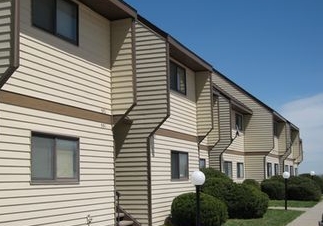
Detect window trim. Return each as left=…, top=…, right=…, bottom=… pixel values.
left=31, top=132, right=80, bottom=185
left=267, top=162, right=272, bottom=178
left=235, top=113, right=243, bottom=131
left=223, top=161, right=232, bottom=178
left=171, top=151, right=189, bottom=181
left=237, top=162, right=244, bottom=179
left=32, top=0, right=79, bottom=45
left=274, top=163, right=279, bottom=176
left=170, top=61, right=187, bottom=95
left=199, top=158, right=206, bottom=169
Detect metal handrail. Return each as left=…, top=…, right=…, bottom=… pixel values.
left=116, top=191, right=121, bottom=225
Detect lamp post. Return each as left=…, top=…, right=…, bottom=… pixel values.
left=310, top=170, right=315, bottom=180
left=283, top=171, right=290, bottom=210
left=191, top=170, right=206, bottom=226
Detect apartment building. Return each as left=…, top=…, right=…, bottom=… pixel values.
left=0, top=0, right=302, bottom=225
left=212, top=71, right=303, bottom=182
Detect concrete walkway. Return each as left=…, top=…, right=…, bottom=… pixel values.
left=284, top=200, right=323, bottom=226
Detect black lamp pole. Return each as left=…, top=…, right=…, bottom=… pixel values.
left=284, top=178, right=288, bottom=210
left=196, top=185, right=201, bottom=226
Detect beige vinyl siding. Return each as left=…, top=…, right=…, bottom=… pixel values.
left=206, top=95, right=220, bottom=146
left=0, top=103, right=115, bottom=226
left=200, top=149, right=209, bottom=168
left=196, top=71, right=212, bottom=141
left=213, top=72, right=273, bottom=180
left=228, top=110, right=244, bottom=152
left=277, top=122, right=287, bottom=156
left=161, top=92, right=197, bottom=136
left=111, top=18, right=135, bottom=115
left=273, top=136, right=279, bottom=155
left=222, top=153, right=245, bottom=183
left=150, top=135, right=198, bottom=226
left=115, top=21, right=168, bottom=226
left=209, top=94, right=231, bottom=170
left=245, top=154, right=266, bottom=182
left=291, top=131, right=300, bottom=159
left=280, top=123, right=291, bottom=174
left=0, top=0, right=12, bottom=76
left=0, top=0, right=18, bottom=87
left=213, top=73, right=273, bottom=152
left=3, top=1, right=112, bottom=114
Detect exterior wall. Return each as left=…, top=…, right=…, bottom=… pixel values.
left=115, top=21, right=168, bottom=226
left=161, top=60, right=197, bottom=136
left=206, top=95, right=220, bottom=146
left=213, top=72, right=273, bottom=181
left=111, top=18, right=135, bottom=116
left=3, top=0, right=112, bottom=114
left=150, top=135, right=198, bottom=225
left=0, top=0, right=19, bottom=88
left=209, top=94, right=231, bottom=170
left=0, top=103, right=115, bottom=226
left=222, top=152, right=245, bottom=183
left=196, top=71, right=212, bottom=141
left=0, top=1, right=116, bottom=225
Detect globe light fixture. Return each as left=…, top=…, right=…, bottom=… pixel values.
left=283, top=171, right=290, bottom=210
left=191, top=170, right=206, bottom=226
left=310, top=171, right=315, bottom=179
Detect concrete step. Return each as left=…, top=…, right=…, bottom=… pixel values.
left=118, top=220, right=134, bottom=226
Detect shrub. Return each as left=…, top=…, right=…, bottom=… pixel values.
left=202, top=177, right=234, bottom=202
left=300, top=173, right=323, bottom=193
left=261, top=180, right=285, bottom=200
left=288, top=176, right=321, bottom=201
left=243, top=179, right=260, bottom=190
left=171, top=192, right=228, bottom=226
left=200, top=167, right=229, bottom=180
left=224, top=183, right=269, bottom=219
left=203, top=178, right=269, bottom=219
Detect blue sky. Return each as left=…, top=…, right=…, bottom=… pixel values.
left=124, top=0, right=323, bottom=175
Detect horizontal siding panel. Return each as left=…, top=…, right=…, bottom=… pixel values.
left=0, top=101, right=114, bottom=226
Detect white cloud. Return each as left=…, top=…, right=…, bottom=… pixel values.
left=280, top=93, right=323, bottom=175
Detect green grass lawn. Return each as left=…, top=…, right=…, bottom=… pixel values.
left=269, top=199, right=318, bottom=208
left=223, top=209, right=304, bottom=226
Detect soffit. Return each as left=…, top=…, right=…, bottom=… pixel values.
left=79, top=0, right=137, bottom=20
left=168, top=36, right=212, bottom=72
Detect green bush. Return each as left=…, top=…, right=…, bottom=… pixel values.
left=243, top=179, right=260, bottom=190
left=300, top=173, right=323, bottom=193
left=171, top=192, right=228, bottom=226
left=200, top=167, right=229, bottom=180
left=288, top=176, right=321, bottom=201
left=261, top=180, right=285, bottom=200
left=202, top=177, right=234, bottom=202
left=224, top=183, right=269, bottom=219
left=203, top=178, right=268, bottom=219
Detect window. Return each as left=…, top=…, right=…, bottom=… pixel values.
left=199, top=159, right=206, bottom=169
left=267, top=163, right=272, bottom=178
left=31, top=133, right=79, bottom=183
left=273, top=122, right=278, bottom=137
left=290, top=166, right=294, bottom=176
left=235, top=113, right=243, bottom=131
left=170, top=61, right=186, bottom=95
left=171, top=151, right=188, bottom=180
left=32, top=0, right=78, bottom=44
left=237, top=162, right=244, bottom=178
left=284, top=165, right=289, bottom=172
left=223, top=161, right=232, bottom=178
left=274, top=163, right=279, bottom=175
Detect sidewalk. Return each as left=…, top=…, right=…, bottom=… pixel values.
left=285, top=200, right=323, bottom=226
